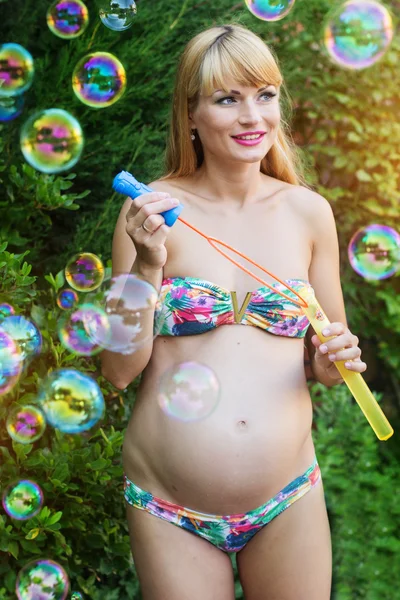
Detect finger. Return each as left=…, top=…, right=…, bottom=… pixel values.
left=125, top=192, right=173, bottom=222
left=140, top=213, right=165, bottom=234
left=321, top=322, right=347, bottom=337
left=327, top=346, right=362, bottom=363
left=319, top=332, right=356, bottom=354
left=344, top=357, right=367, bottom=373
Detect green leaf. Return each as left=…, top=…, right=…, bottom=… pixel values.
left=25, top=528, right=40, bottom=540
left=7, top=540, right=19, bottom=559
left=47, top=511, right=63, bottom=525
left=355, top=169, right=372, bottom=182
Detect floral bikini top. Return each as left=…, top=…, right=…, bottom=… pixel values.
left=155, top=276, right=312, bottom=338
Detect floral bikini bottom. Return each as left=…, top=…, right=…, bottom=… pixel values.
left=124, top=457, right=321, bottom=554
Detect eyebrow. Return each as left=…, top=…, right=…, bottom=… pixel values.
left=213, top=85, right=273, bottom=95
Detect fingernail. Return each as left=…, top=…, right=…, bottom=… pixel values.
left=328, top=354, right=336, bottom=361
left=345, top=362, right=351, bottom=368
left=320, top=345, right=328, bottom=353
left=170, top=198, right=179, bottom=205
left=322, top=329, right=330, bottom=336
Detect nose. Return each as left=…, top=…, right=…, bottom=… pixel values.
left=238, top=98, right=264, bottom=126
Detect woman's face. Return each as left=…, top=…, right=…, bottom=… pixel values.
left=189, top=79, right=281, bottom=163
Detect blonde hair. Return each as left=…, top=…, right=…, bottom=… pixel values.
left=158, top=22, right=310, bottom=187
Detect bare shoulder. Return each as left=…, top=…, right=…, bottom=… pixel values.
left=285, top=184, right=333, bottom=217
left=146, top=177, right=182, bottom=194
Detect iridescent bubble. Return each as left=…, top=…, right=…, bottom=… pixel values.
left=47, top=0, right=89, bottom=39
left=2, top=479, right=44, bottom=520
left=348, top=224, right=400, bottom=280
left=20, top=108, right=84, bottom=174
left=99, top=0, right=137, bottom=31
left=71, top=593, right=83, bottom=600
left=85, top=273, right=163, bottom=355
left=6, top=405, right=46, bottom=444
left=0, top=316, right=42, bottom=362
left=37, top=368, right=105, bottom=433
left=16, top=558, right=69, bottom=600
left=65, top=253, right=105, bottom=292
left=0, top=328, right=23, bottom=396
left=57, top=288, right=79, bottom=310
left=244, top=0, right=296, bottom=21
left=72, top=51, right=127, bottom=108
left=324, top=0, right=394, bottom=70
left=0, top=43, right=34, bottom=98
left=0, top=95, right=24, bottom=122
left=0, top=303, right=15, bottom=320
left=157, top=361, right=220, bottom=422
left=58, top=303, right=111, bottom=355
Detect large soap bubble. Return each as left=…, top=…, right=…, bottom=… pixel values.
left=72, top=51, right=127, bottom=108
left=58, top=303, right=111, bottom=355
left=0, top=43, right=34, bottom=98
left=47, top=0, right=89, bottom=39
left=65, top=253, right=105, bottom=292
left=2, top=479, right=44, bottom=520
left=324, top=0, right=394, bottom=70
left=16, top=559, right=70, bottom=600
left=20, top=108, right=84, bottom=174
left=348, top=224, right=400, bottom=280
left=85, top=273, right=163, bottom=355
left=0, top=316, right=42, bottom=362
left=157, top=361, right=221, bottom=422
left=0, top=95, right=24, bottom=122
left=37, top=368, right=105, bottom=433
left=0, top=328, right=23, bottom=396
left=99, top=0, right=137, bottom=31
left=6, top=405, right=46, bottom=444
left=244, top=0, right=296, bottom=21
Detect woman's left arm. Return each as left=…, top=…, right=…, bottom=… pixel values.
left=301, top=189, right=367, bottom=388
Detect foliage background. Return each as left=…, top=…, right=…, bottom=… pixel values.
left=1, top=0, right=399, bottom=598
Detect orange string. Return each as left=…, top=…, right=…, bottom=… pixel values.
left=177, top=216, right=309, bottom=309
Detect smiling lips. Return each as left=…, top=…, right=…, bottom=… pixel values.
left=231, top=133, right=266, bottom=146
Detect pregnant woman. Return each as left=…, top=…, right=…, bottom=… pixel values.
left=101, top=22, right=367, bottom=600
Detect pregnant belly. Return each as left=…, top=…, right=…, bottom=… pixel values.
left=122, top=330, right=315, bottom=515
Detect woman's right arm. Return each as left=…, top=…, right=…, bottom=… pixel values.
left=100, top=188, right=179, bottom=389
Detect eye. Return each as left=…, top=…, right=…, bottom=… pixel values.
left=216, top=92, right=277, bottom=105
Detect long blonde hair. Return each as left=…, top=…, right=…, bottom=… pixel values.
left=158, top=22, right=310, bottom=187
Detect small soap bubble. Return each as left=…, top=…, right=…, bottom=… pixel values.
left=0, top=328, right=23, bottom=396
left=72, top=51, right=127, bottom=108
left=85, top=273, right=163, bottom=354
left=0, top=43, right=34, bottom=98
left=244, top=0, right=296, bottom=21
left=324, top=0, right=394, bottom=70
left=0, top=95, right=24, bottom=122
left=71, top=593, right=83, bottom=600
left=37, top=368, right=105, bottom=433
left=157, top=361, right=220, bottom=422
left=99, top=0, right=137, bottom=31
left=57, top=288, right=79, bottom=310
left=348, top=224, right=400, bottom=280
left=6, top=405, right=46, bottom=444
left=47, top=0, right=89, bottom=39
left=65, top=253, right=105, bottom=292
left=58, top=303, right=111, bottom=355
left=0, top=316, right=42, bottom=362
left=20, top=108, right=84, bottom=174
left=0, top=303, right=15, bottom=320
left=2, top=479, right=44, bottom=520
left=16, top=558, right=70, bottom=600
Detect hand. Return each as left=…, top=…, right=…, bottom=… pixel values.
left=125, top=191, right=180, bottom=271
left=310, top=322, right=367, bottom=381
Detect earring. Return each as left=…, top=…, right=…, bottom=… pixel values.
left=191, top=130, right=196, bottom=140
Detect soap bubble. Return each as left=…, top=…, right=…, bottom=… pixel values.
left=6, top=405, right=46, bottom=443
left=324, top=0, right=393, bottom=70
left=2, top=479, right=44, bottom=520
left=0, top=329, right=23, bottom=396
left=37, top=368, right=105, bottom=433
left=20, top=108, right=84, bottom=174
left=244, top=0, right=296, bottom=21
left=0, top=95, right=24, bottom=122
left=16, top=558, right=69, bottom=600
left=72, top=51, right=127, bottom=108
left=71, top=594, right=83, bottom=600
left=0, top=43, right=34, bottom=98
left=348, top=224, right=400, bottom=280
left=58, top=303, right=111, bottom=355
left=0, top=303, right=15, bottom=320
left=47, top=0, right=89, bottom=39
left=99, top=0, right=137, bottom=31
left=157, top=361, right=220, bottom=422
left=57, top=288, right=79, bottom=310
left=85, top=273, right=163, bottom=354
left=0, top=316, right=42, bottom=362
left=65, top=253, right=105, bottom=292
